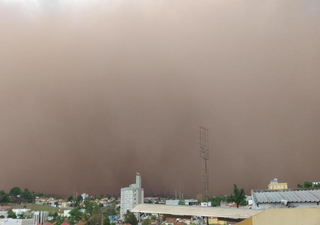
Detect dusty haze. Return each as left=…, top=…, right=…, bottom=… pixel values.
left=0, top=0, right=320, bottom=197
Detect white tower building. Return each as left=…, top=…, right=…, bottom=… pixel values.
left=120, top=173, right=144, bottom=220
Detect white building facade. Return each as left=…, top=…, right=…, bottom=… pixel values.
left=120, top=173, right=144, bottom=220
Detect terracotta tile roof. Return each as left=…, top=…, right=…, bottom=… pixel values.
left=0, top=206, right=11, bottom=210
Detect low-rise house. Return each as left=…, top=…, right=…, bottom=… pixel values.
left=62, top=210, right=71, bottom=218
left=268, top=178, right=288, bottom=190
left=12, top=209, right=31, bottom=218
left=0, top=207, right=11, bottom=211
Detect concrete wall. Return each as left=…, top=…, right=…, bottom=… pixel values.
left=237, top=208, right=320, bottom=225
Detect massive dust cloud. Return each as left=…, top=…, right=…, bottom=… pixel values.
left=0, top=0, right=319, bottom=197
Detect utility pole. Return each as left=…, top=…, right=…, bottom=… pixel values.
left=199, top=126, right=209, bottom=225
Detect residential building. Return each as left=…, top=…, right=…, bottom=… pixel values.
left=120, top=173, right=144, bottom=220
left=268, top=178, right=288, bottom=190
left=252, top=189, right=320, bottom=209
left=60, top=202, right=70, bottom=208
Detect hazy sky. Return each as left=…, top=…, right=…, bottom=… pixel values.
left=0, top=0, right=320, bottom=197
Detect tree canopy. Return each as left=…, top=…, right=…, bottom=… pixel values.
left=7, top=209, right=17, bottom=219
left=230, top=184, right=246, bottom=208
left=297, top=181, right=320, bottom=188
left=124, top=210, right=138, bottom=225
left=9, top=187, right=21, bottom=196
left=178, top=199, right=185, bottom=205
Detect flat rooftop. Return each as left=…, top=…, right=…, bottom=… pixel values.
left=131, top=204, right=262, bottom=220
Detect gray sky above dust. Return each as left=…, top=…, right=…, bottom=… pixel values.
left=0, top=0, right=320, bottom=197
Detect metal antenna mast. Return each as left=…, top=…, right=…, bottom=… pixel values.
left=199, top=126, right=209, bottom=204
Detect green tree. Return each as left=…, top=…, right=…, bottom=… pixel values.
left=143, top=219, right=151, bottom=225
left=151, top=215, right=157, bottom=220
left=76, top=195, right=83, bottom=203
left=314, top=183, right=320, bottom=188
left=68, top=207, right=83, bottom=225
left=7, top=209, right=17, bottom=218
left=88, top=207, right=103, bottom=225
left=304, top=181, right=313, bottom=188
left=98, top=194, right=104, bottom=200
left=124, top=210, right=138, bottom=225
left=56, top=217, right=65, bottom=225
left=209, top=195, right=228, bottom=207
left=0, top=190, right=9, bottom=203
left=105, top=203, right=117, bottom=216
left=178, top=199, right=185, bottom=205
left=162, top=215, right=166, bottom=222
left=230, top=184, right=246, bottom=208
left=9, top=187, right=21, bottom=197
left=104, top=216, right=111, bottom=225
left=84, top=199, right=98, bottom=215
left=21, top=189, right=33, bottom=203
left=68, top=196, right=73, bottom=202
left=297, top=183, right=303, bottom=188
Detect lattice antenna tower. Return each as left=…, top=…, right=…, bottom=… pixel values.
left=199, top=126, right=209, bottom=204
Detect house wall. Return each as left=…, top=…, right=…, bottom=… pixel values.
left=208, top=217, right=229, bottom=225
left=268, top=183, right=288, bottom=190
left=236, top=218, right=252, bottom=225
left=237, top=208, right=320, bottom=225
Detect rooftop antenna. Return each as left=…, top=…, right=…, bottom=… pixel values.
left=199, top=126, right=209, bottom=204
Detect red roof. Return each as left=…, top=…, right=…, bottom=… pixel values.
left=76, top=222, right=86, bottom=225
left=45, top=222, right=53, bottom=225
left=61, top=222, right=69, bottom=225
left=0, top=206, right=11, bottom=210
